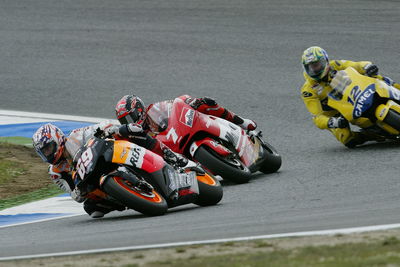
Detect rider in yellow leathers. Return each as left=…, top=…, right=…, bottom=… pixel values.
left=300, top=46, right=400, bottom=148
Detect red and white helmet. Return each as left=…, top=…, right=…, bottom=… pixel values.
left=115, top=95, right=146, bottom=125
left=32, top=123, right=66, bottom=164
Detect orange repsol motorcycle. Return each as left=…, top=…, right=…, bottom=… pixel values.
left=72, top=130, right=223, bottom=216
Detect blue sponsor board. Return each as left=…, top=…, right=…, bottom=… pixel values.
left=0, top=118, right=90, bottom=227
left=0, top=194, right=84, bottom=227
left=0, top=121, right=92, bottom=138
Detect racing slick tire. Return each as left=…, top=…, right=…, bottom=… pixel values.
left=194, top=173, right=223, bottom=206
left=193, top=145, right=252, bottom=184
left=103, top=175, right=168, bottom=216
left=258, top=141, right=282, bottom=174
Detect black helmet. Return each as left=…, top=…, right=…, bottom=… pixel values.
left=115, top=95, right=146, bottom=125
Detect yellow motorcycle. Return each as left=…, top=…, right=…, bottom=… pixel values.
left=328, top=67, right=400, bottom=140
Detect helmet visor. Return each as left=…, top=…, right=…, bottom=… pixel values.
left=118, top=110, right=141, bottom=125
left=38, top=141, right=57, bottom=163
left=305, top=58, right=327, bottom=77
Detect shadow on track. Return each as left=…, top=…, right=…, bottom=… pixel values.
left=73, top=204, right=223, bottom=223
left=353, top=141, right=400, bottom=150
left=323, top=140, right=400, bottom=154
left=219, top=171, right=281, bottom=186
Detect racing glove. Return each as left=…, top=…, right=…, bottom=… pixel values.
left=162, top=147, right=189, bottom=168
left=105, top=123, right=144, bottom=137
left=327, top=117, right=349, bottom=129
left=126, top=123, right=144, bottom=134
left=188, top=97, right=217, bottom=109
left=364, top=64, right=379, bottom=77
left=103, top=125, right=120, bottom=137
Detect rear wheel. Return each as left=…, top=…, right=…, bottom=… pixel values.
left=193, top=145, right=252, bottom=184
left=258, top=140, right=282, bottom=174
left=102, top=176, right=168, bottom=216
left=194, top=173, right=223, bottom=206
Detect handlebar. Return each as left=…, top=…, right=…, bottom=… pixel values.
left=94, top=127, right=105, bottom=138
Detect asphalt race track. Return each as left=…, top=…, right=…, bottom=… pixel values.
left=1, top=0, right=400, bottom=258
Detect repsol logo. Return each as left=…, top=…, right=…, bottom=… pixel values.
left=129, top=147, right=142, bottom=165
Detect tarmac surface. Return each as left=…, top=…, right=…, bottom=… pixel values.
left=1, top=0, right=400, bottom=258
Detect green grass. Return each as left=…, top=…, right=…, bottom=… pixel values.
left=0, top=138, right=64, bottom=210
left=0, top=136, right=32, bottom=146
left=0, top=160, right=26, bottom=183
left=146, top=237, right=400, bottom=267
left=0, top=185, right=63, bottom=210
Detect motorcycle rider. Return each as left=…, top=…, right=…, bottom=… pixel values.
left=32, top=121, right=188, bottom=218
left=112, top=94, right=257, bottom=137
left=301, top=46, right=400, bottom=148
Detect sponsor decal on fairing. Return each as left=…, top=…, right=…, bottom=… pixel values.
left=349, top=84, right=375, bottom=118
left=379, top=107, right=387, bottom=118
left=180, top=107, right=195, bottom=127
left=127, top=144, right=145, bottom=168
left=167, top=170, right=198, bottom=199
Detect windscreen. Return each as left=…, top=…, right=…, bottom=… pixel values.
left=146, top=101, right=173, bottom=133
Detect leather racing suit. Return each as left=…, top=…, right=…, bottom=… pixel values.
left=301, top=60, right=399, bottom=147
left=143, top=95, right=256, bottom=134
left=48, top=121, right=179, bottom=216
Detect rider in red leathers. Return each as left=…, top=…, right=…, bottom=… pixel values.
left=113, top=94, right=257, bottom=135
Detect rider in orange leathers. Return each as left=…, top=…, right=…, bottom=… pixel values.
left=32, top=122, right=188, bottom=218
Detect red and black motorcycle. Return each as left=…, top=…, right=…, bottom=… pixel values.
left=72, top=130, right=223, bottom=216
left=146, top=96, right=282, bottom=184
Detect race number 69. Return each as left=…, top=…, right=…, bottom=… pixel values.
left=76, top=149, right=93, bottom=179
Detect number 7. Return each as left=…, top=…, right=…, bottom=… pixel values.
left=166, top=127, right=178, bottom=144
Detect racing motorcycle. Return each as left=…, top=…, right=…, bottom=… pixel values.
left=146, top=97, right=282, bottom=184
left=328, top=67, right=400, bottom=142
left=72, top=130, right=223, bottom=217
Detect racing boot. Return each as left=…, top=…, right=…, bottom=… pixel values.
left=190, top=97, right=257, bottom=130
left=84, top=199, right=125, bottom=218
left=344, top=131, right=377, bottom=148
left=231, top=115, right=257, bottom=131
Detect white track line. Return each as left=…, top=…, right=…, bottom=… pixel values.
left=0, top=214, right=84, bottom=229
left=1, top=223, right=400, bottom=261
left=0, top=109, right=117, bottom=123
left=1, top=111, right=400, bottom=261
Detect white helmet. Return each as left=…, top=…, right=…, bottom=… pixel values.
left=32, top=124, right=66, bottom=164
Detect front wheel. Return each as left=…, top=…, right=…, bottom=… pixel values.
left=258, top=140, right=282, bottom=174
left=102, top=176, right=168, bottom=216
left=193, top=145, right=252, bottom=184
left=194, top=173, right=223, bottom=206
